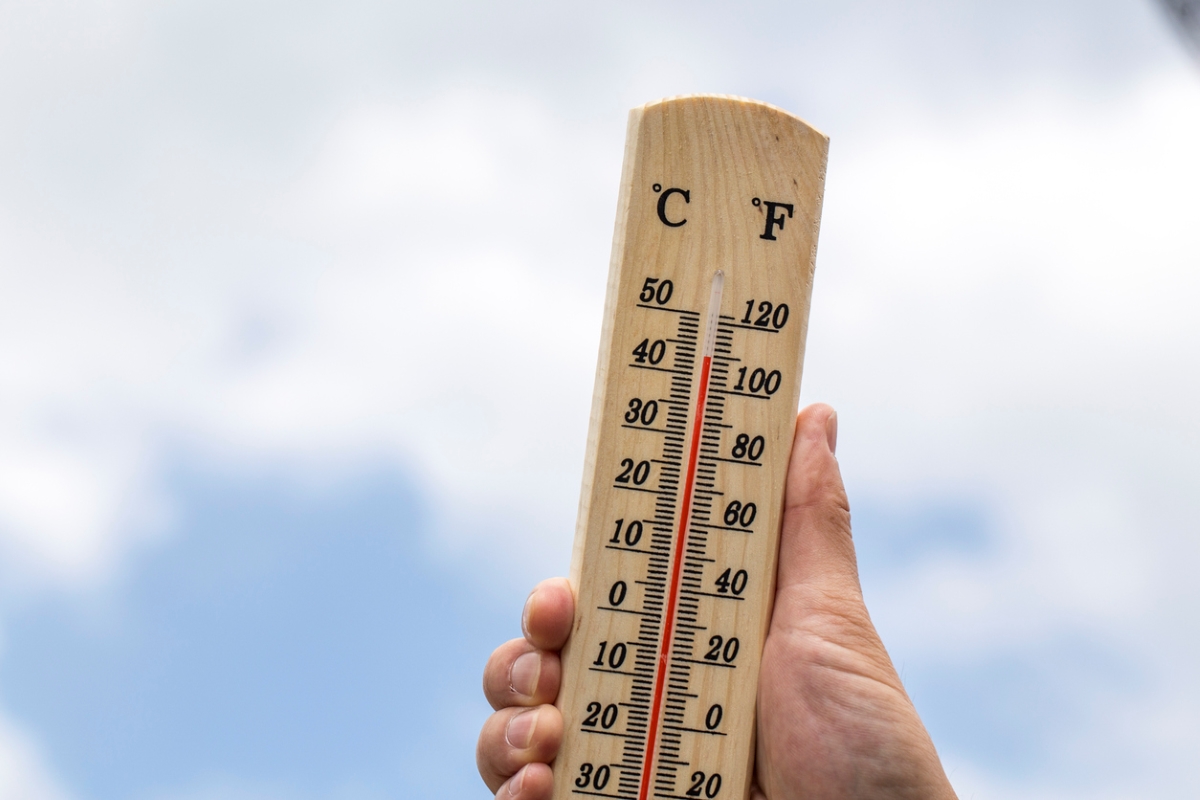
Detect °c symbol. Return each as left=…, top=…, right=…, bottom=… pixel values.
left=656, top=186, right=689, bottom=227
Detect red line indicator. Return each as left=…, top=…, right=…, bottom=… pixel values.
left=639, top=271, right=725, bottom=800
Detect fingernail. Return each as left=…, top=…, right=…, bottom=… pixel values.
left=825, top=410, right=838, bottom=455
left=508, top=764, right=527, bottom=796
left=509, top=652, right=541, bottom=699
left=521, top=591, right=536, bottom=639
left=506, top=708, right=540, bottom=749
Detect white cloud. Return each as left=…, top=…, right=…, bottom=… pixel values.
left=816, top=66, right=1200, bottom=637
left=0, top=82, right=617, bottom=583
left=0, top=714, right=71, bottom=800
left=804, top=66, right=1200, bottom=793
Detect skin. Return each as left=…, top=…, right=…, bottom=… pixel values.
left=477, top=404, right=959, bottom=800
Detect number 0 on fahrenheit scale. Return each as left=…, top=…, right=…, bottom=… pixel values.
left=555, top=96, right=829, bottom=800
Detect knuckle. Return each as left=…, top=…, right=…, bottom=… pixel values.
left=484, top=639, right=532, bottom=709
left=476, top=712, right=509, bottom=790
left=477, top=705, right=562, bottom=785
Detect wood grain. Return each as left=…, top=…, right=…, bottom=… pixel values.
left=555, top=95, right=828, bottom=800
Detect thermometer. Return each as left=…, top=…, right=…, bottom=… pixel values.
left=555, top=95, right=828, bottom=800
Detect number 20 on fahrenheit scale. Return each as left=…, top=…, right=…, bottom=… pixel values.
left=552, top=96, right=829, bottom=800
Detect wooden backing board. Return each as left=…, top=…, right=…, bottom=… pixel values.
left=556, top=95, right=828, bottom=800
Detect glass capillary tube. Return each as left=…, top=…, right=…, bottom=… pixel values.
left=638, top=269, right=725, bottom=800
left=701, top=270, right=725, bottom=360
left=683, top=267, right=724, bottom=540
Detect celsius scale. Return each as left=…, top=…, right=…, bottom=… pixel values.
left=554, top=96, right=829, bottom=800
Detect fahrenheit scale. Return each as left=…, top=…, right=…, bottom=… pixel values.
left=554, top=96, right=829, bottom=800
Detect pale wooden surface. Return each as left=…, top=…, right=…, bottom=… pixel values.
left=556, top=95, right=828, bottom=800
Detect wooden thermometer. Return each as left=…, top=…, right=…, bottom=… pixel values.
left=555, top=96, right=828, bottom=800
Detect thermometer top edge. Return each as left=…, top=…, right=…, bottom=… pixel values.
left=637, top=94, right=830, bottom=144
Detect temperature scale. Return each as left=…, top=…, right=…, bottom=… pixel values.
left=554, top=96, right=829, bottom=800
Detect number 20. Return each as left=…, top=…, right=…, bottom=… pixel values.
left=687, top=771, right=722, bottom=798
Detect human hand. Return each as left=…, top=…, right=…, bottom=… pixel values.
left=477, top=404, right=957, bottom=799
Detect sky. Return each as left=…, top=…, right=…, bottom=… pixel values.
left=0, top=0, right=1198, bottom=798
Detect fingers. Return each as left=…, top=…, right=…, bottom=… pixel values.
left=478, top=578, right=574, bottom=794
left=775, top=403, right=860, bottom=597
left=522, top=577, right=574, bottom=650
left=493, top=763, right=554, bottom=800
left=477, top=704, right=564, bottom=793
left=483, top=638, right=562, bottom=710
left=482, top=578, right=572, bottom=710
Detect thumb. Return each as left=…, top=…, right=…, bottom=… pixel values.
left=774, top=403, right=860, bottom=600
